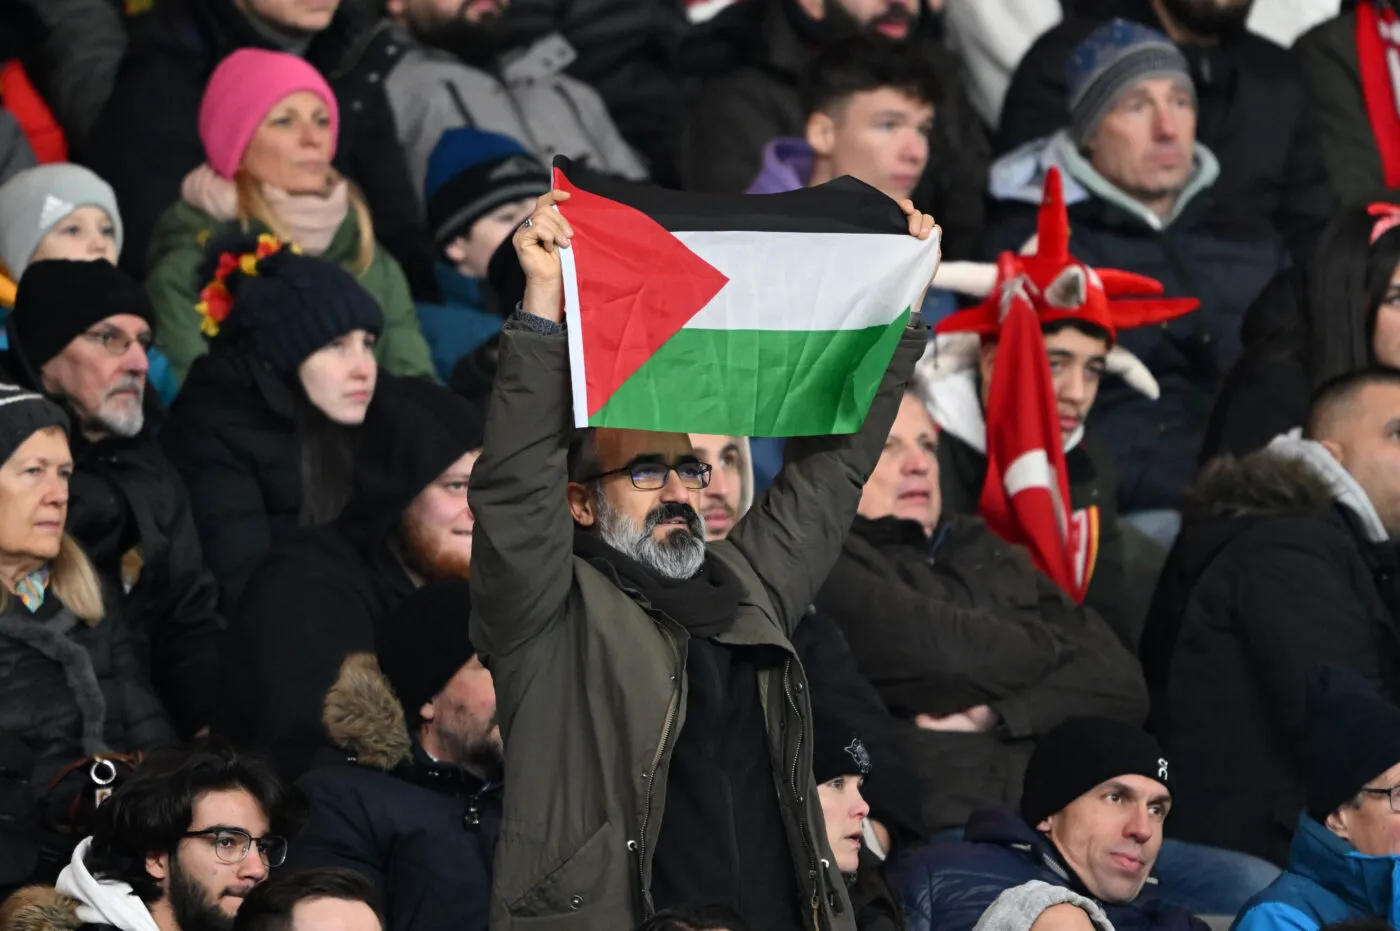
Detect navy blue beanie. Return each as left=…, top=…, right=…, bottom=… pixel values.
left=424, top=128, right=549, bottom=248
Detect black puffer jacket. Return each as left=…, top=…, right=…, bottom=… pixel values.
left=160, top=353, right=305, bottom=613
left=215, top=375, right=484, bottom=779
left=1141, top=443, right=1400, bottom=866
left=288, top=653, right=499, bottom=931
left=995, top=0, right=1333, bottom=258
left=815, top=515, right=1148, bottom=833
left=0, top=596, right=176, bottom=887
left=81, top=0, right=434, bottom=296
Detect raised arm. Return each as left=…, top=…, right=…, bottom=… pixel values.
left=468, top=192, right=578, bottom=662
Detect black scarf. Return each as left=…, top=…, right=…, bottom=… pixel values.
left=573, top=529, right=742, bottom=638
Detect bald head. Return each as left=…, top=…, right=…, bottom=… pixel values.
left=1305, top=370, right=1400, bottom=538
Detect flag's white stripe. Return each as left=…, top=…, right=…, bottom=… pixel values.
left=673, top=229, right=941, bottom=332
left=559, top=240, right=590, bottom=428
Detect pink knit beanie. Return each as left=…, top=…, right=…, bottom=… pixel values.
left=198, top=49, right=341, bottom=180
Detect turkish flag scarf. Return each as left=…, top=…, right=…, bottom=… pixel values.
left=977, top=295, right=1099, bottom=603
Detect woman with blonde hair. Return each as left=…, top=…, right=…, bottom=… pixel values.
left=0, top=384, right=175, bottom=887
left=145, top=48, right=435, bottom=386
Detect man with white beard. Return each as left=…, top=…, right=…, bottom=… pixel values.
left=1, top=258, right=222, bottom=738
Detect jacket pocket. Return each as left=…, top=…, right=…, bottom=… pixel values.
left=503, top=820, right=617, bottom=918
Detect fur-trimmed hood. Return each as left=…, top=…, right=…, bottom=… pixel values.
left=1186, top=434, right=1389, bottom=543
left=322, top=652, right=413, bottom=772
left=0, top=886, right=82, bottom=931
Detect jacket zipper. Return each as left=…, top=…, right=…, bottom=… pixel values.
left=636, top=637, right=682, bottom=918
left=444, top=81, right=478, bottom=128
left=781, top=657, right=822, bottom=931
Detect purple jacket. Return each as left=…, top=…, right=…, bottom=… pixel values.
left=746, top=138, right=814, bottom=194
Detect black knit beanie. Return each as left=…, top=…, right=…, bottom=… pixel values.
left=1020, top=718, right=1171, bottom=827
left=0, top=382, right=69, bottom=465
left=10, top=260, right=154, bottom=371
left=376, top=579, right=476, bottom=721
left=1304, top=665, right=1400, bottom=821
left=812, top=705, right=873, bottom=785
left=211, top=247, right=383, bottom=378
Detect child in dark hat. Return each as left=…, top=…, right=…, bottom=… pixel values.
left=160, top=237, right=385, bottom=611
left=416, top=129, right=549, bottom=381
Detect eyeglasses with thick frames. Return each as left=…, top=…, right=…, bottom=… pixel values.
left=82, top=327, right=153, bottom=357
left=182, top=828, right=288, bottom=867
left=1359, top=784, right=1400, bottom=813
left=582, top=460, right=712, bottom=490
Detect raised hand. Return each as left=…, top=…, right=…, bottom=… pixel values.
left=513, top=190, right=574, bottom=323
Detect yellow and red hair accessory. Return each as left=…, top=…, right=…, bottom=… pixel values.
left=194, top=234, right=298, bottom=337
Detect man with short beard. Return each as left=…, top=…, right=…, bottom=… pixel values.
left=342, top=0, right=646, bottom=213
left=997, top=0, right=1332, bottom=259
left=1, top=258, right=223, bottom=738
left=217, top=375, right=485, bottom=779
left=290, top=581, right=502, bottom=931
left=468, top=191, right=935, bottom=931
left=0, top=740, right=298, bottom=931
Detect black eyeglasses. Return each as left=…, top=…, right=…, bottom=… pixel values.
left=582, top=460, right=712, bottom=490
left=1359, top=784, right=1400, bottom=814
left=182, top=828, right=288, bottom=867
left=82, top=327, right=153, bottom=357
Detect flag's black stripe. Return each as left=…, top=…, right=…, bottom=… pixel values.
left=554, top=157, right=911, bottom=236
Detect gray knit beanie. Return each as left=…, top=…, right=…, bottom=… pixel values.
left=1066, top=19, right=1195, bottom=149
left=0, top=164, right=123, bottom=278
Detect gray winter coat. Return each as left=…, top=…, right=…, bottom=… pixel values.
left=378, top=23, right=647, bottom=203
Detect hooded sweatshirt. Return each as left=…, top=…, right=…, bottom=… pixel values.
left=54, top=837, right=159, bottom=931
left=215, top=375, right=487, bottom=777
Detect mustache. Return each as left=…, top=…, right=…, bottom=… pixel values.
left=105, top=374, right=144, bottom=397
left=643, top=502, right=704, bottom=535
left=870, top=5, right=915, bottom=27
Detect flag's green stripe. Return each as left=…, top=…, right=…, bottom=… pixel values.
left=589, top=309, right=910, bottom=437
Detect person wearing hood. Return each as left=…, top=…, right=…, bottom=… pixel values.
left=1234, top=666, right=1400, bottom=931
left=418, top=129, right=549, bottom=382
left=159, top=238, right=384, bottom=614
left=687, top=434, right=754, bottom=543
left=0, top=739, right=300, bottom=931
left=215, top=374, right=484, bottom=778
left=896, top=718, right=1210, bottom=931
left=0, top=164, right=177, bottom=404
left=3, top=259, right=223, bottom=738
left=144, top=48, right=435, bottom=388
left=984, top=20, right=1285, bottom=539
left=0, top=383, right=175, bottom=891
left=1142, top=369, right=1400, bottom=867
left=678, top=0, right=990, bottom=260
left=288, top=581, right=501, bottom=931
left=996, top=0, right=1331, bottom=260
left=814, top=388, right=1149, bottom=837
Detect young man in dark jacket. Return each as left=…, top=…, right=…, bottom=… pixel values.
left=815, top=390, right=1148, bottom=835
left=1142, top=369, right=1400, bottom=867
left=216, top=376, right=485, bottom=778
left=997, top=0, right=1332, bottom=258
left=984, top=21, right=1285, bottom=529
left=468, top=185, right=934, bottom=931
left=895, top=719, right=1207, bottom=931
left=3, top=259, right=222, bottom=737
left=290, top=581, right=500, bottom=931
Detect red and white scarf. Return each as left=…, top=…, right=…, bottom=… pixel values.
left=1356, top=0, right=1400, bottom=187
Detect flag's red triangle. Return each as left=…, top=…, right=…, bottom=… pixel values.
left=554, top=167, right=730, bottom=418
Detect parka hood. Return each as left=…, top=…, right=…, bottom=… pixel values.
left=0, top=886, right=83, bottom=931
left=322, top=652, right=414, bottom=772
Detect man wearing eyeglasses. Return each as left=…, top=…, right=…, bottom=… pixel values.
left=1234, top=665, right=1400, bottom=931
left=0, top=740, right=299, bottom=931
left=467, top=190, right=934, bottom=931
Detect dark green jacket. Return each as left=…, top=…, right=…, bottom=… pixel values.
left=468, top=315, right=927, bottom=931
left=144, top=199, right=436, bottom=385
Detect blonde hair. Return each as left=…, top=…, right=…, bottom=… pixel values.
left=0, top=534, right=105, bottom=625
left=234, top=169, right=376, bottom=274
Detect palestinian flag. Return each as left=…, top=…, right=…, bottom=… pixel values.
left=552, top=157, right=941, bottom=436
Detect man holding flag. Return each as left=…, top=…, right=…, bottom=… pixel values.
left=467, top=161, right=938, bottom=931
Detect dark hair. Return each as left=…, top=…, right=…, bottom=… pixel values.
left=634, top=904, right=754, bottom=931
left=294, top=385, right=360, bottom=526
left=1306, top=203, right=1400, bottom=388
left=1041, top=319, right=1112, bottom=344
left=232, top=868, right=378, bottom=931
left=567, top=427, right=600, bottom=484
left=84, top=739, right=304, bottom=905
left=1304, top=367, right=1400, bottom=440
left=799, top=33, right=941, bottom=119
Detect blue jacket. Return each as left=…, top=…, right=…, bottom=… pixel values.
left=1234, top=816, right=1400, bottom=931
left=894, top=808, right=1207, bottom=931
left=415, top=265, right=504, bottom=382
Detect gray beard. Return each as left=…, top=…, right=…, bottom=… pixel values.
left=595, top=492, right=706, bottom=581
